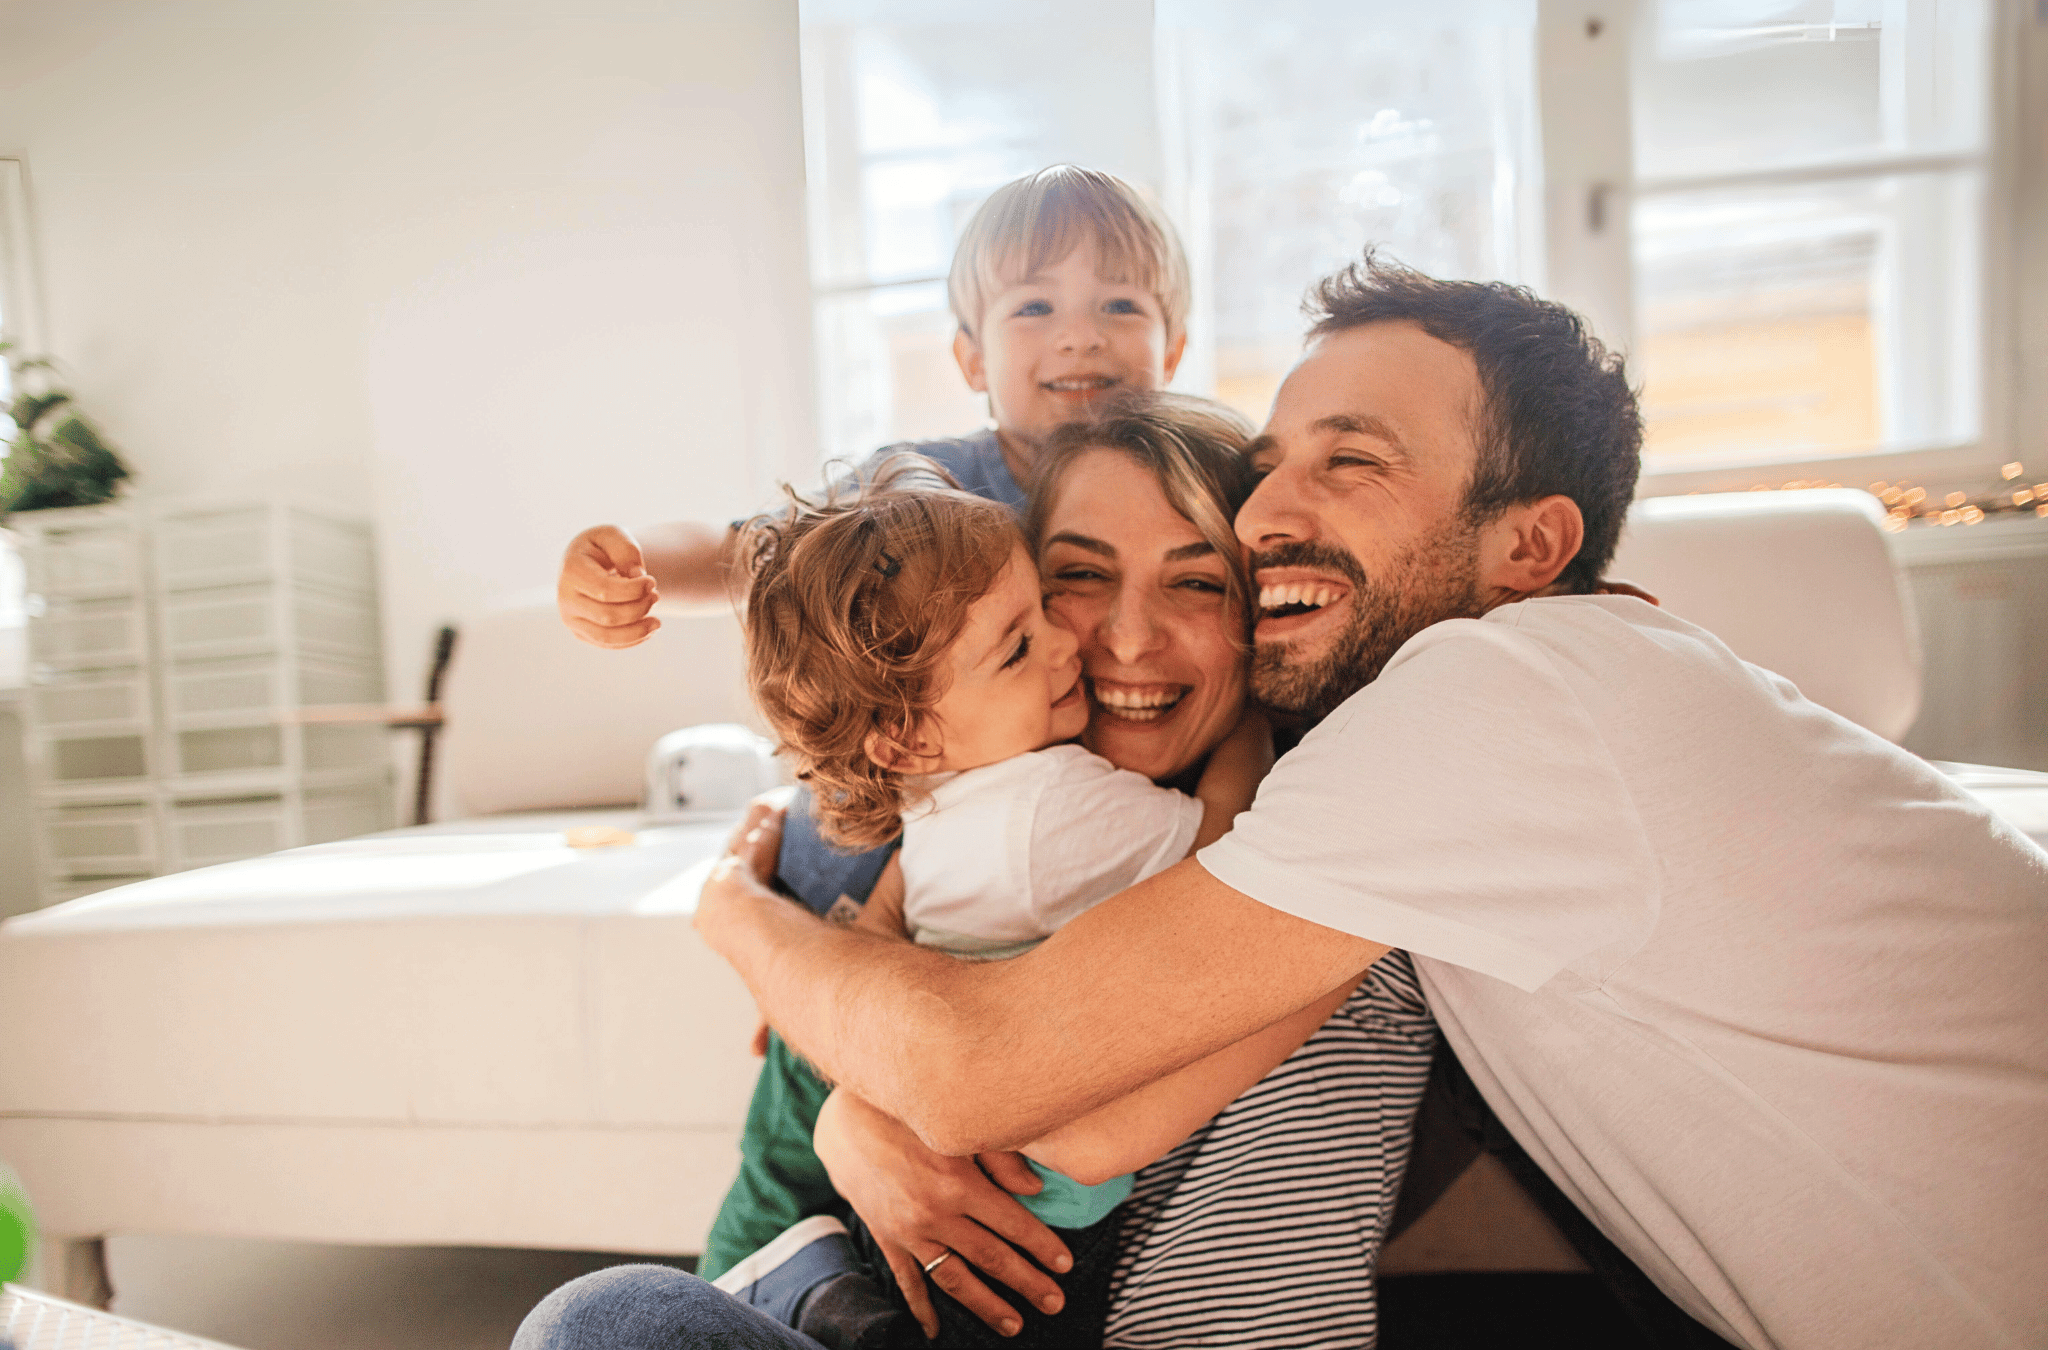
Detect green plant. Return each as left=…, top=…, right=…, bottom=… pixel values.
left=0, top=340, right=131, bottom=519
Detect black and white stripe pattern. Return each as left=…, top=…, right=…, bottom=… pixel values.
left=1104, top=950, right=1436, bottom=1349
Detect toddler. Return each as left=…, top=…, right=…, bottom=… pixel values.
left=713, top=457, right=1268, bottom=1348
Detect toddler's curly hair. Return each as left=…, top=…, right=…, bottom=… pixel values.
left=739, top=455, right=1022, bottom=852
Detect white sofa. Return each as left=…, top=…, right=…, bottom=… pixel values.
left=2, top=490, right=2044, bottom=1305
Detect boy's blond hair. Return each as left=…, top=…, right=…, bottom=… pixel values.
left=947, top=165, right=1191, bottom=343
left=738, top=456, right=1021, bottom=852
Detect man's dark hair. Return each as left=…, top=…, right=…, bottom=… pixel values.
left=1305, top=251, right=1642, bottom=594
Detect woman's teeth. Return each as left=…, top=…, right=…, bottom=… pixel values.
left=1092, top=683, right=1185, bottom=723
left=1258, top=581, right=1343, bottom=618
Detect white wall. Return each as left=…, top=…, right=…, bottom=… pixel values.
left=0, top=0, right=815, bottom=704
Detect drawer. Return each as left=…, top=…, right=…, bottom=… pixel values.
left=28, top=668, right=151, bottom=732
left=158, top=584, right=379, bottom=664
left=41, top=799, right=159, bottom=879
left=29, top=595, right=146, bottom=670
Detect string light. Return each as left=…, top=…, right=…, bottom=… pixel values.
left=1728, top=465, right=2048, bottom=533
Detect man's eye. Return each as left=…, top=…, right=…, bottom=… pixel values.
left=1001, top=633, right=1032, bottom=670
left=1014, top=300, right=1052, bottom=318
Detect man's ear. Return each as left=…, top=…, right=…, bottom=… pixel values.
left=1477, top=494, right=1584, bottom=598
left=952, top=328, right=988, bottom=394
left=865, top=722, right=941, bottom=775
left=1161, top=328, right=1188, bottom=384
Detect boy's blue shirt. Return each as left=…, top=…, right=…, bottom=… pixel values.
left=872, top=428, right=1027, bottom=515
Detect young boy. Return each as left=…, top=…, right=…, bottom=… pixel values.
left=554, top=163, right=1190, bottom=647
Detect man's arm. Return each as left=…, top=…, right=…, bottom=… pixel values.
left=696, top=808, right=1388, bottom=1156
left=558, top=520, right=743, bottom=648
left=1019, top=974, right=1362, bottom=1185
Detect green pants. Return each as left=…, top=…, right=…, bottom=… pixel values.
left=700, top=1032, right=840, bottom=1281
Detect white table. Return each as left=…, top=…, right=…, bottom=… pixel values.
left=0, top=811, right=759, bottom=1304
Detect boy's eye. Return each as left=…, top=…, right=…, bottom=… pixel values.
left=1001, top=632, right=1032, bottom=671
left=1104, top=298, right=1141, bottom=315
left=1014, top=300, right=1052, bottom=318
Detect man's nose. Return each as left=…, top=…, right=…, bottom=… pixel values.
left=1236, top=462, right=1314, bottom=551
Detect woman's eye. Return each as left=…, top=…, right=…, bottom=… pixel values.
left=1053, top=566, right=1108, bottom=584
left=1001, top=633, right=1032, bottom=671
left=1177, top=577, right=1227, bottom=594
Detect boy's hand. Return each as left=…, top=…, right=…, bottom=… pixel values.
left=814, top=1088, right=1070, bottom=1340
left=559, top=525, right=662, bottom=648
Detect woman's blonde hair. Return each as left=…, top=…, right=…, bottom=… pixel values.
left=739, top=456, right=1021, bottom=852
left=1023, top=392, right=1260, bottom=643
left=948, top=165, right=1191, bottom=343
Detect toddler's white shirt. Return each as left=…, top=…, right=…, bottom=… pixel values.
left=900, top=743, right=1202, bottom=958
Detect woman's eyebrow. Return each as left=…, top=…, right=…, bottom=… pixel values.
left=1164, top=541, right=1215, bottom=561
left=1044, top=530, right=1115, bottom=558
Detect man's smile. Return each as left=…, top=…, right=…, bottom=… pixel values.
left=1254, top=569, right=1353, bottom=640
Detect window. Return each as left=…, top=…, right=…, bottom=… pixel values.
left=798, top=0, right=2009, bottom=494
left=798, top=0, right=1541, bottom=461
left=1630, top=0, right=1992, bottom=471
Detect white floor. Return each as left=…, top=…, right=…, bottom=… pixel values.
left=101, top=1236, right=687, bottom=1350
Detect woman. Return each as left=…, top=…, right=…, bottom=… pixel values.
left=515, top=396, right=1434, bottom=1348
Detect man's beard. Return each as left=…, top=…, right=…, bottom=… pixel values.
left=1250, top=522, right=1487, bottom=724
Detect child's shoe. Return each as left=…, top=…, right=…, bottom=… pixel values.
left=712, top=1214, right=917, bottom=1350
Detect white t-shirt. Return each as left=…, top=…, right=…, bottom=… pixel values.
left=901, top=743, right=1203, bottom=957
left=1198, top=596, right=2048, bottom=1350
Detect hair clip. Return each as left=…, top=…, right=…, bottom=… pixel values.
left=873, top=549, right=901, bottom=579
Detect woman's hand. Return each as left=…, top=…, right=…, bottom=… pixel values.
left=813, top=1088, right=1073, bottom=1339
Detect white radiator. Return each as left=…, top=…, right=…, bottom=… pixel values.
left=1893, top=514, right=2048, bottom=771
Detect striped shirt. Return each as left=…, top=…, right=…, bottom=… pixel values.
left=1105, top=950, right=1436, bottom=1348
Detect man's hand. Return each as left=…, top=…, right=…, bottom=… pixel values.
left=559, top=525, right=662, bottom=648
left=1595, top=578, right=1660, bottom=606
left=813, top=1089, right=1072, bottom=1340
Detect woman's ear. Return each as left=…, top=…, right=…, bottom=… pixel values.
left=865, top=722, right=942, bottom=775
left=952, top=328, right=988, bottom=394
left=1477, top=494, right=1585, bottom=598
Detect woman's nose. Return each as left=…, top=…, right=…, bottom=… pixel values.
left=1102, top=591, right=1167, bottom=664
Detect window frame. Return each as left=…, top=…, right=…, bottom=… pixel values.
left=1556, top=1, right=2024, bottom=496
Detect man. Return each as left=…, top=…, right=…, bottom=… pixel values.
left=696, top=256, right=2048, bottom=1350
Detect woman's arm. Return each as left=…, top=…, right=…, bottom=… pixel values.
left=1021, top=974, right=1362, bottom=1184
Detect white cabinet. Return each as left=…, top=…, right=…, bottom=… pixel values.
left=13, top=498, right=394, bottom=906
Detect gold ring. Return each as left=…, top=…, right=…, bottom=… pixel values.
left=921, top=1249, right=954, bottom=1275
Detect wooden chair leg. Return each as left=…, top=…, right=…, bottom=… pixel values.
left=37, top=1235, right=113, bottom=1309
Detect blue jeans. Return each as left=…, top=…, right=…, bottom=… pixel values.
left=511, top=1265, right=826, bottom=1350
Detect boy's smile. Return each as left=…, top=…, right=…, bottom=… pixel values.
left=954, top=240, right=1186, bottom=472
